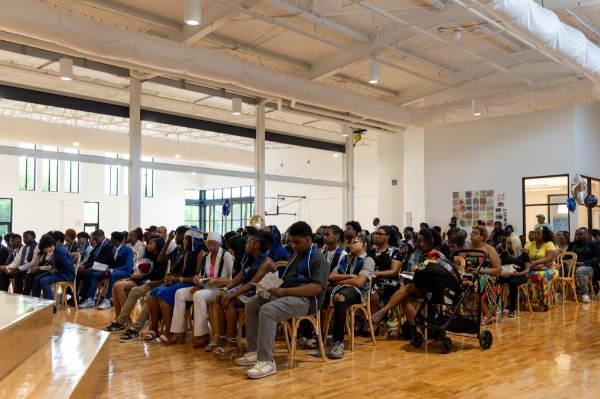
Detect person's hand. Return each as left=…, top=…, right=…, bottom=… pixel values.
left=193, top=275, right=201, bottom=286
left=190, top=286, right=201, bottom=294
left=267, top=287, right=285, bottom=298
left=168, top=231, right=176, bottom=242
left=131, top=272, right=144, bottom=280
left=31, top=266, right=40, bottom=273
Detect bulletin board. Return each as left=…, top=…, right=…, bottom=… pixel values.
left=452, top=190, right=495, bottom=228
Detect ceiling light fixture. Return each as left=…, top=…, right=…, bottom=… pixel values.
left=452, top=28, right=463, bottom=41
left=175, top=153, right=181, bottom=159
left=368, top=60, right=380, bottom=84
left=184, top=0, right=201, bottom=26
left=472, top=98, right=484, bottom=117
left=59, top=58, right=73, bottom=81
left=232, top=97, right=242, bottom=116
left=333, top=152, right=340, bottom=158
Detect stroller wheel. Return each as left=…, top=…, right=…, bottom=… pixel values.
left=479, top=330, right=493, bottom=350
left=411, top=332, right=424, bottom=348
left=441, top=336, right=453, bottom=354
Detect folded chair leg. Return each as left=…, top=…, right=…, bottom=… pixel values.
left=313, top=317, right=327, bottom=362
left=290, top=319, right=298, bottom=369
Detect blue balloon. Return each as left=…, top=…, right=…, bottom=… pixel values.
left=222, top=199, right=231, bottom=216
left=566, top=197, right=576, bottom=212
left=584, top=194, right=598, bottom=209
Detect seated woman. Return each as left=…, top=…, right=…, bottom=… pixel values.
left=463, top=225, right=501, bottom=324
left=167, top=232, right=234, bottom=347
left=212, top=233, right=273, bottom=355
left=524, top=226, right=558, bottom=311
left=371, top=229, right=439, bottom=336
left=107, top=235, right=166, bottom=327
left=264, top=225, right=289, bottom=264
left=555, top=230, right=570, bottom=253
left=31, top=234, right=75, bottom=300
left=148, top=229, right=205, bottom=342
left=368, top=225, right=402, bottom=317
left=326, top=234, right=374, bottom=360
left=497, top=234, right=530, bottom=318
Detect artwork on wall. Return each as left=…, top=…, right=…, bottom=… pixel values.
left=495, top=193, right=508, bottom=226
left=452, top=190, right=495, bottom=227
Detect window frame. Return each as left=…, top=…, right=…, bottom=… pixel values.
left=522, top=174, right=570, bottom=236
left=83, top=201, right=100, bottom=232
left=19, top=156, right=36, bottom=191
left=0, top=198, right=13, bottom=236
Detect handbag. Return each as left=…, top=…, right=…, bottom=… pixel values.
left=500, top=264, right=517, bottom=278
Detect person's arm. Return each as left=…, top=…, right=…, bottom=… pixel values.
left=225, top=270, right=243, bottom=290
left=270, top=282, right=323, bottom=297
left=481, top=246, right=501, bottom=276
left=374, top=258, right=401, bottom=278
left=112, top=248, right=134, bottom=274
left=18, top=246, right=40, bottom=272
left=157, top=232, right=175, bottom=264
left=329, top=266, right=357, bottom=283
left=514, top=260, right=531, bottom=276
left=531, top=248, right=557, bottom=270
left=229, top=259, right=272, bottom=298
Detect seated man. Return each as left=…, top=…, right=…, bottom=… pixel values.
left=321, top=225, right=347, bottom=272
left=95, top=232, right=134, bottom=310
left=64, top=228, right=79, bottom=253
left=235, top=221, right=328, bottom=379
left=0, top=234, right=20, bottom=291
left=325, top=234, right=374, bottom=360
left=30, top=234, right=75, bottom=300
left=6, top=231, right=40, bottom=294
left=570, top=227, right=600, bottom=303
left=76, top=232, right=94, bottom=265
left=78, top=230, right=114, bottom=307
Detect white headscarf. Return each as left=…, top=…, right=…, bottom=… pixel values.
left=507, top=234, right=522, bottom=257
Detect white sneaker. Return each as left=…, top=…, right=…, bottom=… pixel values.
left=79, top=298, right=96, bottom=309
left=98, top=299, right=112, bottom=310
left=246, top=360, right=276, bottom=379
left=234, top=351, right=257, bottom=366
left=582, top=295, right=591, bottom=304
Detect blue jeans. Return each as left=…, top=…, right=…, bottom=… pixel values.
left=32, top=272, right=75, bottom=300
left=85, top=270, right=108, bottom=300
left=576, top=266, right=595, bottom=295
left=104, top=270, right=131, bottom=300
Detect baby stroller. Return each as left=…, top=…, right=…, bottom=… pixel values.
left=409, top=249, right=493, bottom=353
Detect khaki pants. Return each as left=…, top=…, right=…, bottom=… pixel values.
left=116, top=283, right=152, bottom=329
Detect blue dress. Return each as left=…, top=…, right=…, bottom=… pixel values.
left=150, top=282, right=193, bottom=307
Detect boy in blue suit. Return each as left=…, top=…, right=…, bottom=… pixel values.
left=97, top=231, right=134, bottom=310
left=31, top=234, right=75, bottom=301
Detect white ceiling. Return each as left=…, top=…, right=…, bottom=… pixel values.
left=0, top=0, right=599, bottom=146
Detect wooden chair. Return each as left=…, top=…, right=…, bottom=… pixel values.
left=588, top=276, right=596, bottom=301
left=501, top=282, right=532, bottom=314
left=550, top=252, right=578, bottom=304
left=282, top=305, right=327, bottom=368
left=323, top=279, right=377, bottom=351
left=53, top=252, right=81, bottom=310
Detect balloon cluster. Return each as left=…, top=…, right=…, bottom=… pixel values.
left=567, top=174, right=597, bottom=211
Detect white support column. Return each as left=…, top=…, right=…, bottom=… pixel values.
left=344, top=132, right=354, bottom=221
left=128, top=74, right=142, bottom=229
left=255, top=100, right=266, bottom=216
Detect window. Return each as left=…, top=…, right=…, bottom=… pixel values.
left=40, top=146, right=59, bottom=192
left=18, top=143, right=36, bottom=191
left=105, top=153, right=120, bottom=196
left=523, top=175, right=569, bottom=235
left=83, top=201, right=99, bottom=232
left=0, top=198, right=12, bottom=236
left=577, top=176, right=600, bottom=231
left=64, top=148, right=80, bottom=193
left=141, top=157, right=154, bottom=198
left=185, top=185, right=254, bottom=234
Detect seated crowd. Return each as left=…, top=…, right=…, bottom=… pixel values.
left=1, top=217, right=599, bottom=379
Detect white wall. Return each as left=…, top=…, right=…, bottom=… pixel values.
left=377, top=132, right=404, bottom=228
left=404, top=127, right=425, bottom=228
left=423, top=106, right=576, bottom=235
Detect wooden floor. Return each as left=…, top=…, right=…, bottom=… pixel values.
left=56, top=302, right=600, bottom=399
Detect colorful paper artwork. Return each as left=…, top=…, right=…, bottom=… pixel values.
left=452, top=190, right=495, bottom=227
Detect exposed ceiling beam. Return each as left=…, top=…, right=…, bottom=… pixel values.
left=82, top=0, right=182, bottom=32
left=263, top=0, right=371, bottom=43
left=565, top=9, right=600, bottom=38
left=359, top=1, right=535, bottom=86
left=182, top=0, right=261, bottom=44
left=204, top=33, right=311, bottom=70
left=213, top=0, right=454, bottom=86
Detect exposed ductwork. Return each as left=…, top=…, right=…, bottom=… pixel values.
left=476, top=0, right=600, bottom=83
left=0, top=0, right=411, bottom=128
